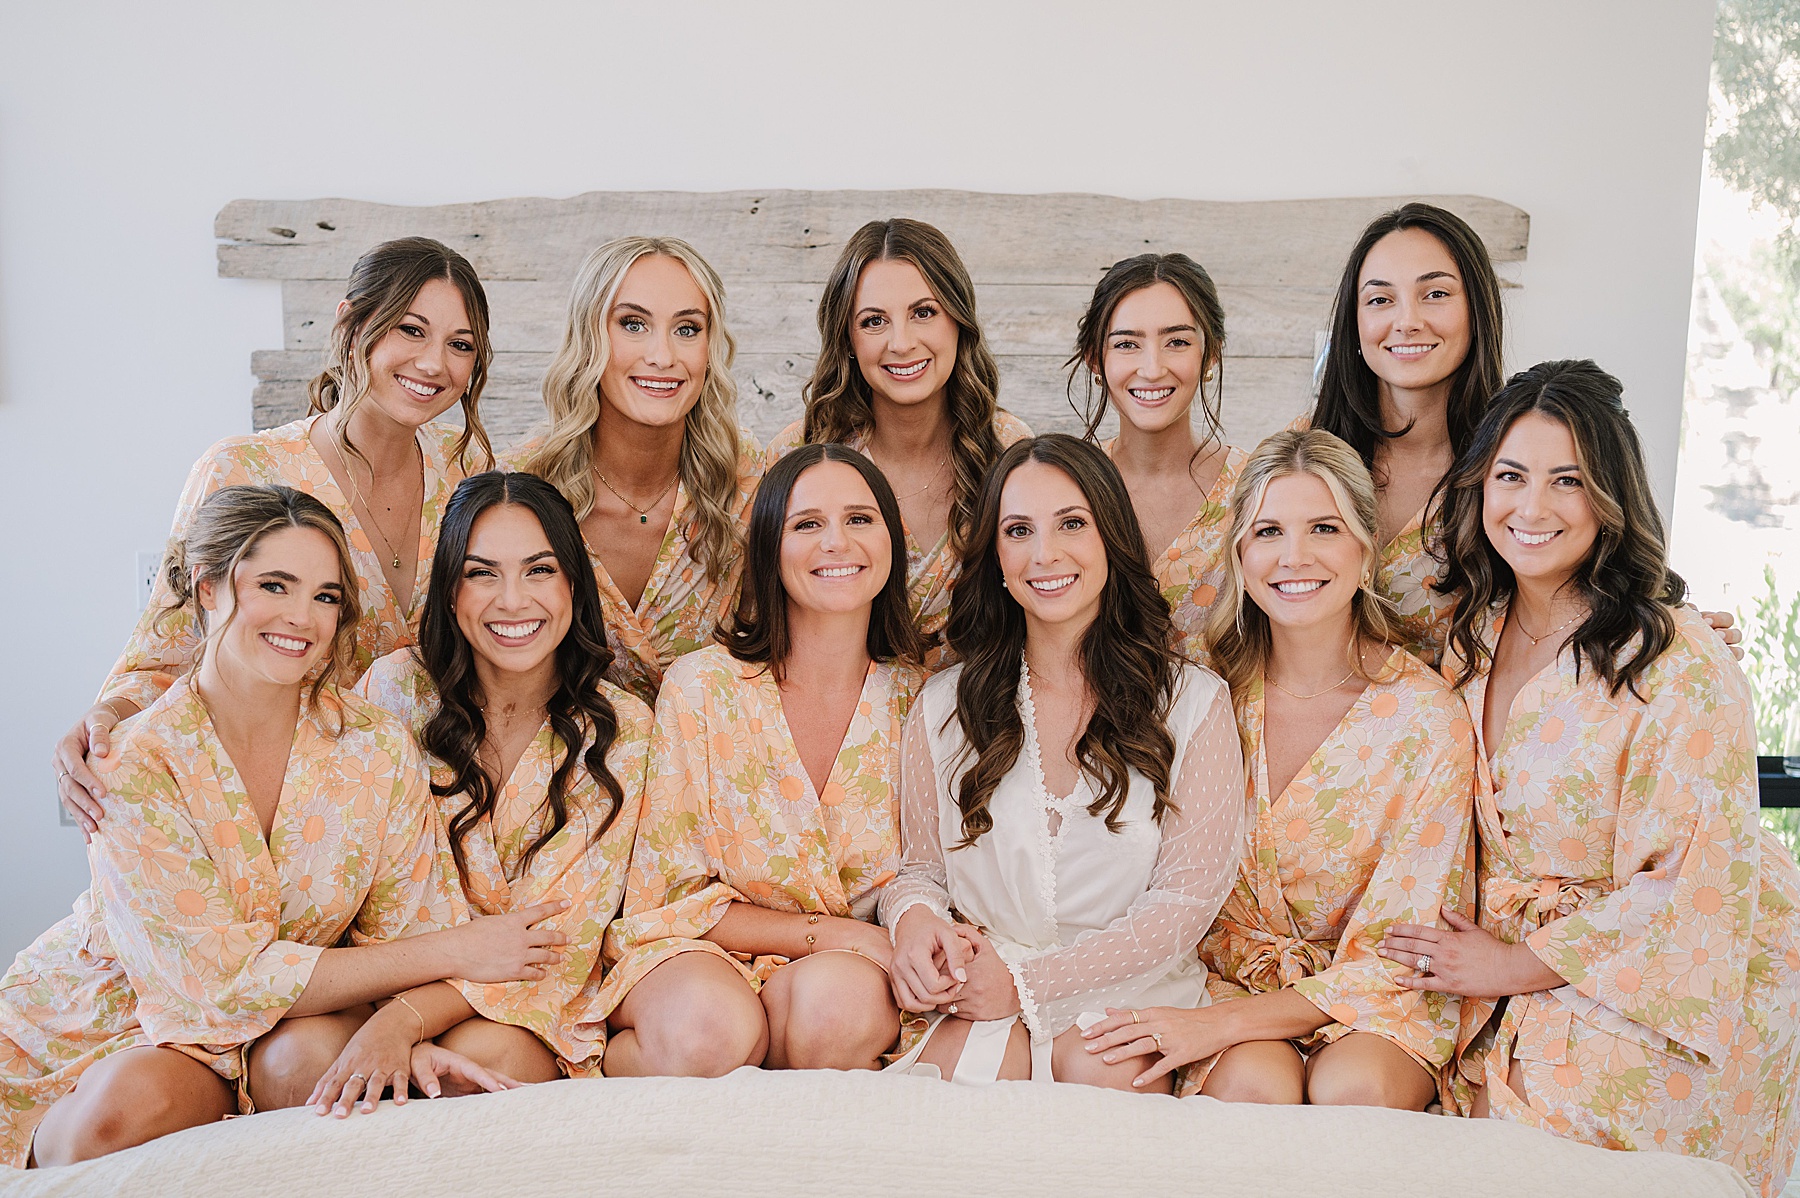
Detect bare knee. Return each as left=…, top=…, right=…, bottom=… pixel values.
left=1200, top=1041, right=1306, bottom=1105
left=615, top=958, right=766, bottom=1078
left=1305, top=1035, right=1435, bottom=1111
left=437, top=1018, right=560, bottom=1084
left=768, top=958, right=897, bottom=1071
left=1052, top=1029, right=1170, bottom=1093
left=248, top=1006, right=373, bottom=1110
left=35, top=1049, right=231, bottom=1165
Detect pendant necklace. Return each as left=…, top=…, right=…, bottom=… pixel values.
left=1512, top=606, right=1585, bottom=647
left=594, top=466, right=679, bottom=524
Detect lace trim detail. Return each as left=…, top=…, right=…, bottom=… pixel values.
left=883, top=895, right=952, bottom=945
left=1016, top=662, right=1066, bottom=937
left=1001, top=950, right=1045, bottom=1040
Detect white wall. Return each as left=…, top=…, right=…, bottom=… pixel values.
left=0, top=0, right=1716, bottom=959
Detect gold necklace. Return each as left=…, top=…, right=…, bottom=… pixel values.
left=883, top=454, right=948, bottom=502
left=339, top=442, right=420, bottom=572
left=1266, top=665, right=1357, bottom=701
left=1511, top=605, right=1586, bottom=647
left=593, top=465, right=679, bottom=524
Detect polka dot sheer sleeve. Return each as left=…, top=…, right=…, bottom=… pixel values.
left=877, top=706, right=955, bottom=935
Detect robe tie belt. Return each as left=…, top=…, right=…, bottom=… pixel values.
left=1218, top=922, right=1337, bottom=993
left=1485, top=876, right=1601, bottom=928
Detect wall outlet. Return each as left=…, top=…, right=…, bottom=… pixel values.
left=137, top=550, right=163, bottom=610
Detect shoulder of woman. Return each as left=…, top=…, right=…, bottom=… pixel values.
left=195, top=419, right=309, bottom=476
left=994, top=410, right=1032, bottom=445
left=494, top=436, right=545, bottom=474
left=658, top=643, right=739, bottom=697
left=356, top=648, right=435, bottom=724
left=600, top=681, right=656, bottom=741
left=766, top=418, right=803, bottom=457
left=1649, top=604, right=1746, bottom=698
left=324, top=686, right=424, bottom=766
left=1169, top=660, right=1230, bottom=719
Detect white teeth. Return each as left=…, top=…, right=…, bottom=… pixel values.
left=1027, top=575, right=1076, bottom=594
left=1130, top=387, right=1175, bottom=402
left=488, top=620, right=544, bottom=639
left=884, top=361, right=929, bottom=378
left=814, top=565, right=862, bottom=578
left=1387, top=345, right=1435, bottom=357
left=1512, top=528, right=1558, bottom=546
left=635, top=378, right=681, bottom=392
left=1274, top=579, right=1325, bottom=594
left=397, top=376, right=442, bottom=397
left=264, top=633, right=308, bottom=651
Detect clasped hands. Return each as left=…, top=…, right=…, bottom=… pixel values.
left=888, top=906, right=1021, bottom=1020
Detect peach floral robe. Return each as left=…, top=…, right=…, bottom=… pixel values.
left=0, top=680, right=458, bottom=1166
left=502, top=436, right=763, bottom=705
left=356, top=650, right=653, bottom=1074
left=765, top=412, right=1032, bottom=667
left=596, top=644, right=925, bottom=1016
left=100, top=416, right=475, bottom=713
left=1187, top=647, right=1477, bottom=1094
left=1454, top=604, right=1800, bottom=1196
left=1377, top=507, right=1455, bottom=664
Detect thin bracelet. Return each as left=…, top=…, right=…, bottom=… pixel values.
left=394, top=993, right=427, bottom=1043
left=805, top=912, right=821, bottom=954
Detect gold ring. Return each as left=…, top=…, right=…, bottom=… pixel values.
left=1131, top=1010, right=1140, bottom=1023
left=348, top=1072, right=367, bottom=1082
left=947, top=1003, right=958, bottom=1015
left=1152, top=1033, right=1164, bottom=1050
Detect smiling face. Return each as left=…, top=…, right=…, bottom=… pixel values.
left=598, top=254, right=711, bottom=432
left=453, top=503, right=574, bottom=679
left=996, top=459, right=1109, bottom=637
left=359, top=276, right=479, bottom=430
left=1238, top=471, right=1368, bottom=635
left=778, top=459, right=892, bottom=617
left=1355, top=227, right=1472, bottom=397
left=197, top=525, right=346, bottom=688
left=850, top=258, right=960, bottom=411
left=1482, top=411, right=1599, bottom=593
left=1102, top=281, right=1212, bottom=436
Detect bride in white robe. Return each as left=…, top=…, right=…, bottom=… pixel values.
left=878, top=435, right=1244, bottom=1090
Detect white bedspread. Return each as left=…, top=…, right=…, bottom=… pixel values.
left=0, top=1068, right=1754, bottom=1197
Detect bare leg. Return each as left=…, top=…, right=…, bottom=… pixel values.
left=1199, top=1039, right=1306, bottom=1104
left=1304, top=1031, right=1436, bottom=1110
left=914, top=1016, right=1032, bottom=1081
left=1052, top=1024, right=1173, bottom=1093
left=760, top=952, right=899, bottom=1071
left=435, top=1017, right=561, bottom=1090
left=32, top=1046, right=234, bottom=1166
left=246, top=1004, right=375, bottom=1110
left=604, top=953, right=767, bottom=1077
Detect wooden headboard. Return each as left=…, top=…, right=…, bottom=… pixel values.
left=215, top=190, right=1528, bottom=449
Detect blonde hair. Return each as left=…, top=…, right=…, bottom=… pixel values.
left=1203, top=429, right=1401, bottom=731
left=159, top=484, right=362, bottom=728
left=308, top=237, right=495, bottom=475
left=522, top=236, right=742, bottom=583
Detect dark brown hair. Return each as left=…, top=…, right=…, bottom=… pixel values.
left=1311, top=203, right=1505, bottom=475
left=417, top=471, right=625, bottom=882
left=801, top=218, right=1005, bottom=559
left=309, top=236, right=495, bottom=473
left=1435, top=359, right=1687, bottom=700
left=720, top=442, right=925, bottom=681
left=1068, top=252, right=1227, bottom=450
left=945, top=434, right=1181, bottom=846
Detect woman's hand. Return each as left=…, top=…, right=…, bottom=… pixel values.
left=53, top=704, right=125, bottom=840
left=443, top=900, right=570, bottom=983
left=1379, top=907, right=1566, bottom=998
left=408, top=1042, right=523, bottom=1100
left=1082, top=1004, right=1243, bottom=1090
left=1698, top=608, right=1745, bottom=661
left=935, top=930, right=1019, bottom=1021
left=308, top=1005, right=423, bottom=1117
left=889, top=907, right=970, bottom=1013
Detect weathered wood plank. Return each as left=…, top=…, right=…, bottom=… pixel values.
left=220, top=190, right=1528, bottom=288
left=252, top=350, right=1313, bottom=452
left=280, top=278, right=1336, bottom=360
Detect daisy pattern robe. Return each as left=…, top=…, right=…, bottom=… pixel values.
left=1453, top=604, right=1800, bottom=1197
left=0, top=680, right=458, bottom=1166
left=100, top=415, right=475, bottom=714
left=502, top=435, right=763, bottom=705
left=765, top=412, right=1032, bottom=669
left=356, top=650, right=653, bottom=1074
left=597, top=644, right=925, bottom=1016
left=1187, top=648, right=1477, bottom=1094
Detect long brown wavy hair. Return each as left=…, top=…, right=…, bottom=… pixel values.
left=1435, top=360, right=1686, bottom=701
left=945, top=434, right=1181, bottom=846
left=1067, top=251, right=1227, bottom=452
left=307, top=236, right=495, bottom=474
left=1310, top=203, right=1505, bottom=479
left=417, top=472, right=626, bottom=882
left=801, top=218, right=1005, bottom=559
left=160, top=484, right=362, bottom=727
left=1203, top=430, right=1402, bottom=735
left=720, top=443, right=925, bottom=682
